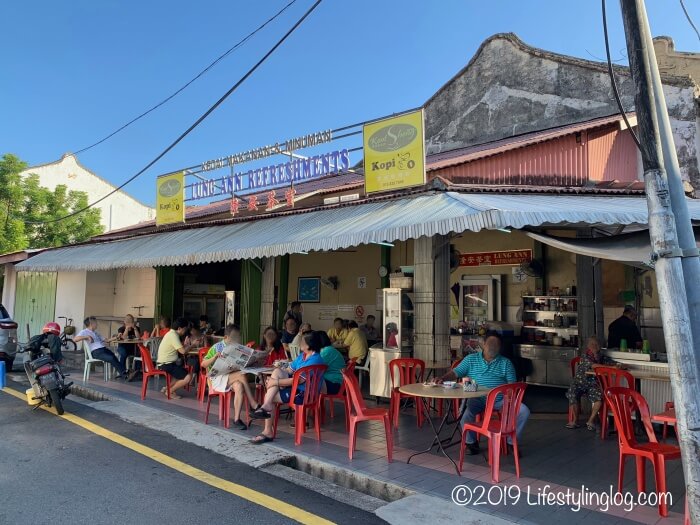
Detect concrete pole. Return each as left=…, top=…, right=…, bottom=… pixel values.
left=259, top=257, right=275, bottom=337
left=620, top=1, right=700, bottom=520
left=638, top=1, right=700, bottom=369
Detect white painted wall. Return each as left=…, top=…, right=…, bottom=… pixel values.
left=1, top=264, right=17, bottom=316
left=112, top=268, right=156, bottom=320
left=20, top=154, right=153, bottom=231
left=84, top=270, right=117, bottom=318
left=54, top=271, right=87, bottom=328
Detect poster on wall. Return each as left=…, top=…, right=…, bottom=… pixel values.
left=297, top=277, right=321, bottom=303
left=156, top=172, right=185, bottom=226
left=318, top=306, right=337, bottom=320
left=363, top=109, right=426, bottom=194
left=459, top=249, right=532, bottom=267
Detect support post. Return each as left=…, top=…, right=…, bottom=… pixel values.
left=260, top=257, right=275, bottom=337
left=620, top=2, right=700, bottom=519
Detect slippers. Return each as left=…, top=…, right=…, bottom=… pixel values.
left=565, top=423, right=581, bottom=429
left=165, top=391, right=182, bottom=399
left=160, top=387, right=167, bottom=393
left=251, top=408, right=271, bottom=420
left=250, top=434, right=273, bottom=445
left=586, top=423, right=596, bottom=432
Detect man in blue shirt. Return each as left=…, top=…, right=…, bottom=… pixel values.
left=437, top=333, right=529, bottom=456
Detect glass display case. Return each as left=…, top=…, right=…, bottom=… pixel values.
left=382, top=288, right=414, bottom=351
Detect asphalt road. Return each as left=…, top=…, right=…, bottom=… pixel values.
left=0, top=384, right=385, bottom=525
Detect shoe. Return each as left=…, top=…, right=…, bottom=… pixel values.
left=466, top=442, right=480, bottom=455
left=234, top=419, right=248, bottom=430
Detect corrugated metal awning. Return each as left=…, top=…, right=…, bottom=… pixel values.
left=16, top=192, right=700, bottom=272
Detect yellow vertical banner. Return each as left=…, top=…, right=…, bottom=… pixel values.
left=363, top=109, right=426, bottom=194
left=156, top=172, right=185, bottom=226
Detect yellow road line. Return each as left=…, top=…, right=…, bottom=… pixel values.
left=1, top=387, right=333, bottom=525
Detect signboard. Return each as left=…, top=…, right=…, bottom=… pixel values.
left=363, top=109, right=426, bottom=194
left=190, top=148, right=349, bottom=201
left=156, top=172, right=184, bottom=226
left=459, top=249, right=532, bottom=267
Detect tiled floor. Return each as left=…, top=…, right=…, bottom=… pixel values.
left=73, top=366, right=687, bottom=525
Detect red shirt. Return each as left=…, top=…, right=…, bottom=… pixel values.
left=264, top=347, right=287, bottom=366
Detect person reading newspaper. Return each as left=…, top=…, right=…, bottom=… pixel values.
left=201, top=324, right=261, bottom=430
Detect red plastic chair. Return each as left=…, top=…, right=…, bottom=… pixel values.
left=342, top=369, right=392, bottom=461
left=389, top=358, right=425, bottom=429
left=320, top=358, right=357, bottom=431
left=458, top=382, right=527, bottom=482
left=661, top=401, right=674, bottom=441
left=138, top=344, right=170, bottom=400
left=595, top=366, right=634, bottom=439
left=567, top=356, right=582, bottom=424
left=196, top=347, right=209, bottom=403
left=205, top=389, right=232, bottom=428
left=604, top=387, right=681, bottom=517
left=272, top=364, right=327, bottom=445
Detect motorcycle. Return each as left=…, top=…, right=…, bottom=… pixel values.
left=19, top=337, right=73, bottom=415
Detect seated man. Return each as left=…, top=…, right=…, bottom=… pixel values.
left=437, top=332, right=529, bottom=456
left=280, top=317, right=298, bottom=353
left=74, top=316, right=126, bottom=379
left=360, top=315, right=380, bottom=346
left=338, top=320, right=368, bottom=364
left=327, top=317, right=348, bottom=344
left=156, top=317, right=192, bottom=399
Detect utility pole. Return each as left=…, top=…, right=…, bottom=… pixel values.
left=619, top=1, right=700, bottom=521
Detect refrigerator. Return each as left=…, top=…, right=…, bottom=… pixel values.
left=181, top=284, right=227, bottom=329
left=458, top=276, right=502, bottom=333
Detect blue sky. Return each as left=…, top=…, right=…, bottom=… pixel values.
left=2, top=0, right=698, bottom=207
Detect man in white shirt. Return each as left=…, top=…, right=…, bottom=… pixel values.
left=74, top=316, right=126, bottom=378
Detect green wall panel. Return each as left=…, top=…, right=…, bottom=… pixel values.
left=14, top=272, right=57, bottom=338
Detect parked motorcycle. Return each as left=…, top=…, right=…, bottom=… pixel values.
left=19, top=322, right=72, bottom=415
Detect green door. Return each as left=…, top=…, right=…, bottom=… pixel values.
left=14, top=272, right=57, bottom=338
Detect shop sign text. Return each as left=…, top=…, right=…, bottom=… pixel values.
left=459, top=249, right=532, bottom=267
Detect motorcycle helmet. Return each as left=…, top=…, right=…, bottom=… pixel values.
left=42, top=322, right=61, bottom=336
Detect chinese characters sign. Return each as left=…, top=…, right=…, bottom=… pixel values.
left=459, top=249, right=532, bottom=267
left=363, top=109, right=426, bottom=194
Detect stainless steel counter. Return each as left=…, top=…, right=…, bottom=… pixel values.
left=516, top=344, right=578, bottom=387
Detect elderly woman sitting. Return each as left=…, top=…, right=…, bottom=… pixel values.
left=566, top=336, right=613, bottom=431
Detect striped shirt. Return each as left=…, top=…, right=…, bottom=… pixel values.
left=453, top=352, right=516, bottom=388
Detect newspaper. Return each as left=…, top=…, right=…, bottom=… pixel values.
left=209, top=343, right=271, bottom=377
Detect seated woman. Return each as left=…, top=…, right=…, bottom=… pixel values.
left=291, top=323, right=312, bottom=347
left=201, top=324, right=260, bottom=430
left=318, top=331, right=344, bottom=395
left=184, top=325, right=208, bottom=378
left=259, top=326, right=287, bottom=365
left=566, top=336, right=613, bottom=431
left=249, top=331, right=326, bottom=443
left=154, top=316, right=171, bottom=337
left=116, top=314, right=142, bottom=372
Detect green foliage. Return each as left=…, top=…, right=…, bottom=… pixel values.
left=0, top=153, right=105, bottom=253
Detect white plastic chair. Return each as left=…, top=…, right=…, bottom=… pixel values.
left=287, top=344, right=301, bottom=361
left=82, top=340, right=111, bottom=382
left=355, top=355, right=370, bottom=391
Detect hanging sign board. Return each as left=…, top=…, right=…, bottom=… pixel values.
left=156, top=172, right=185, bottom=226
left=459, top=249, right=532, bottom=267
left=363, top=109, right=426, bottom=194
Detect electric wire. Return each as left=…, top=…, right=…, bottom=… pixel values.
left=73, top=0, right=298, bottom=155
left=602, top=0, right=642, bottom=149
left=680, top=0, right=700, bottom=42
left=26, top=0, right=324, bottom=225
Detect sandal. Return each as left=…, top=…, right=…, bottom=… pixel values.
left=251, top=434, right=273, bottom=444
left=586, top=423, right=596, bottom=432
left=565, top=423, right=581, bottom=429
left=251, top=407, right=271, bottom=420
left=165, top=391, right=182, bottom=400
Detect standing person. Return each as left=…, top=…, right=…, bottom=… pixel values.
left=337, top=321, right=368, bottom=364
left=259, top=326, right=287, bottom=365
left=156, top=317, right=192, bottom=399
left=327, top=318, right=348, bottom=344
left=116, top=314, right=141, bottom=373
left=74, top=317, right=127, bottom=379
left=283, top=301, right=303, bottom=327
left=280, top=317, right=298, bottom=353
left=201, top=324, right=260, bottom=430
left=566, top=336, right=614, bottom=431
left=360, top=315, right=380, bottom=346
left=607, top=305, right=643, bottom=350
left=250, top=331, right=326, bottom=443
left=436, top=332, right=529, bottom=456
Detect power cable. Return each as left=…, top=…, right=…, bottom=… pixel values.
left=73, top=0, right=298, bottom=155
left=27, top=0, right=324, bottom=225
left=602, top=0, right=642, bottom=150
left=680, top=0, right=700, bottom=42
